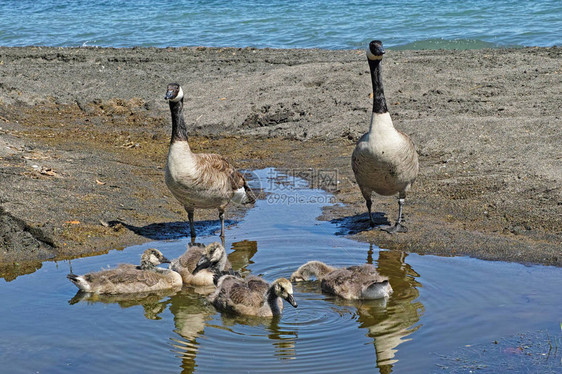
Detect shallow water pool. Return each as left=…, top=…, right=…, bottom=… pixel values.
left=1, top=169, right=560, bottom=373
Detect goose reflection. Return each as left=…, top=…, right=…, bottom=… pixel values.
left=168, top=287, right=215, bottom=373
left=168, top=239, right=297, bottom=373
left=68, top=289, right=176, bottom=320
left=362, top=246, right=422, bottom=374
left=293, top=245, right=422, bottom=374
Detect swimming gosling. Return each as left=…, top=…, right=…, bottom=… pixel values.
left=164, top=83, right=256, bottom=238
left=351, top=40, right=419, bottom=233
left=170, top=242, right=233, bottom=286
left=209, top=275, right=297, bottom=317
left=67, top=248, right=182, bottom=294
left=290, top=261, right=392, bottom=300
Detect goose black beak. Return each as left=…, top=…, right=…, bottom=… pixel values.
left=285, top=294, right=298, bottom=308
left=164, top=91, right=174, bottom=100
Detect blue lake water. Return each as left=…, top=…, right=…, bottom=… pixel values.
left=1, top=169, right=561, bottom=373
left=0, top=0, right=560, bottom=49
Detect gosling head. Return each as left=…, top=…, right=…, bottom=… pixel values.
left=367, top=40, right=385, bottom=61
left=290, top=266, right=312, bottom=282
left=272, top=278, right=298, bottom=308
left=140, top=248, right=170, bottom=270
left=164, top=83, right=183, bottom=102
left=193, top=242, right=226, bottom=274
left=290, top=261, right=330, bottom=282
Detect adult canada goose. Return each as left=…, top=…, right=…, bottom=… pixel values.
left=290, top=261, right=393, bottom=300
left=209, top=275, right=297, bottom=317
left=67, top=248, right=182, bottom=294
left=170, top=242, right=233, bottom=286
left=164, top=83, right=256, bottom=238
left=351, top=40, right=419, bottom=233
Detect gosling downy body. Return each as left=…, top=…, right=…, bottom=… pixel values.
left=170, top=242, right=233, bottom=286
left=209, top=276, right=297, bottom=317
left=351, top=40, right=419, bottom=233
left=164, top=83, right=255, bottom=238
left=67, top=248, right=182, bottom=294
left=290, top=261, right=392, bottom=300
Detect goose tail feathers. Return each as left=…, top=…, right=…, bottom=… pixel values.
left=231, top=182, right=256, bottom=205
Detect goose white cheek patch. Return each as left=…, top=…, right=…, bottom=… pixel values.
left=366, top=49, right=383, bottom=61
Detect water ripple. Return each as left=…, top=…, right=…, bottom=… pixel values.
left=0, top=0, right=560, bottom=48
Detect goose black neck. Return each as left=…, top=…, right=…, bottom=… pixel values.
left=169, top=99, right=189, bottom=143
left=368, top=59, right=388, bottom=114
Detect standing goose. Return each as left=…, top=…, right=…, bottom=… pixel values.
left=170, top=242, right=233, bottom=286
left=290, top=261, right=393, bottom=300
left=209, top=275, right=297, bottom=317
left=164, top=83, right=256, bottom=238
left=67, top=248, right=182, bottom=294
left=351, top=40, right=419, bottom=233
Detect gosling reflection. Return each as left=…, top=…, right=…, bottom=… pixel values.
left=168, top=239, right=298, bottom=373
left=68, top=289, right=176, bottom=320
left=220, top=314, right=298, bottom=361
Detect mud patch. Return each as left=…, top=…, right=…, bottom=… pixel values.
left=242, top=103, right=305, bottom=128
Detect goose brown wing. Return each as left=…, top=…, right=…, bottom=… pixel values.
left=228, top=279, right=267, bottom=308
left=176, top=245, right=204, bottom=271
left=136, top=270, right=164, bottom=287
left=89, top=267, right=160, bottom=287
left=198, top=153, right=253, bottom=192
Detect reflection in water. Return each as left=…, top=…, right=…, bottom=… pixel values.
left=68, top=289, right=176, bottom=320
left=368, top=247, right=423, bottom=374
left=4, top=168, right=560, bottom=374
left=318, top=245, right=423, bottom=374
left=168, top=288, right=215, bottom=374
left=167, top=238, right=297, bottom=373
left=63, top=169, right=425, bottom=374
left=219, top=314, right=298, bottom=361
left=227, top=240, right=258, bottom=277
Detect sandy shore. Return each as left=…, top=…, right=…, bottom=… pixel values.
left=0, top=46, right=560, bottom=279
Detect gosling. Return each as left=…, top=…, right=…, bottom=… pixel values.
left=170, top=242, right=233, bottom=286
left=67, top=248, right=182, bottom=294
left=209, top=275, right=297, bottom=317
left=290, top=261, right=392, bottom=300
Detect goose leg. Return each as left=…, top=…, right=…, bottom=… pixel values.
left=218, top=209, right=225, bottom=238
left=366, top=198, right=375, bottom=228
left=186, top=208, right=196, bottom=238
left=382, top=198, right=408, bottom=234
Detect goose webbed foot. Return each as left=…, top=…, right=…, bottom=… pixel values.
left=381, top=223, right=408, bottom=234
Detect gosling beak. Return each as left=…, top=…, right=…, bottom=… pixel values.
left=193, top=257, right=212, bottom=274
left=160, top=256, right=171, bottom=264
left=285, top=294, right=298, bottom=308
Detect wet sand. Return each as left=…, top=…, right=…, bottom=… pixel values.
left=0, top=46, right=560, bottom=279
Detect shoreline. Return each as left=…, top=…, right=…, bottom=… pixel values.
left=0, top=46, right=560, bottom=280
